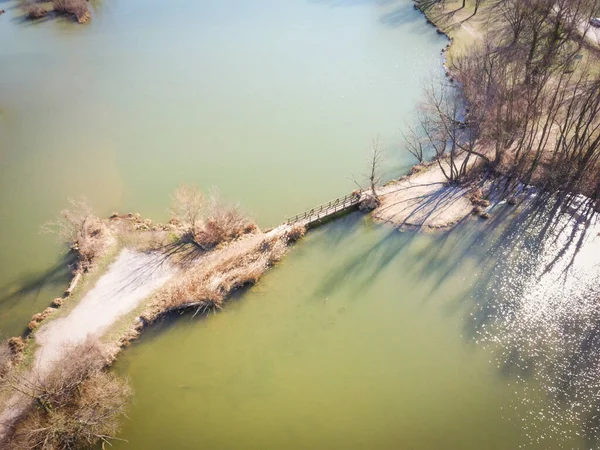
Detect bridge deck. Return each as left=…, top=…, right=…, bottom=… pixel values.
left=285, top=192, right=362, bottom=228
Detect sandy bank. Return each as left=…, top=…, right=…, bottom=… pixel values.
left=372, top=155, right=480, bottom=230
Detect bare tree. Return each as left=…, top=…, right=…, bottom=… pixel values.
left=41, top=197, right=106, bottom=271
left=442, top=0, right=600, bottom=203
left=367, top=137, right=384, bottom=198
left=41, top=197, right=95, bottom=245
left=407, top=78, right=488, bottom=184
left=170, top=184, right=205, bottom=233
left=402, top=125, right=426, bottom=163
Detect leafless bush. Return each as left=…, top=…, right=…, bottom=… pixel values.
left=285, top=224, right=306, bottom=243
left=170, top=185, right=257, bottom=250
left=170, top=184, right=204, bottom=234
left=7, top=337, right=25, bottom=357
left=406, top=77, right=488, bottom=184
left=24, top=2, right=48, bottom=19
left=42, top=197, right=95, bottom=244
left=5, top=340, right=131, bottom=450
left=52, top=0, right=89, bottom=22
left=42, top=197, right=108, bottom=271
left=192, top=191, right=257, bottom=250
left=0, top=337, right=25, bottom=383
left=403, top=125, right=425, bottom=163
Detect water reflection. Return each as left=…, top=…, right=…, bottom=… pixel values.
left=0, top=254, right=75, bottom=337
left=471, top=196, right=600, bottom=448
left=317, top=194, right=600, bottom=447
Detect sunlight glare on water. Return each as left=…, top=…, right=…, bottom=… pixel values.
left=472, top=197, right=600, bottom=448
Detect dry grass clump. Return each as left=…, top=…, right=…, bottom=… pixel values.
left=27, top=307, right=57, bottom=331
left=5, top=340, right=131, bottom=450
left=117, top=229, right=302, bottom=348
left=24, top=2, right=48, bottom=19
left=42, top=197, right=110, bottom=272
left=469, top=188, right=490, bottom=208
left=7, top=337, right=25, bottom=357
left=52, top=0, right=90, bottom=23
left=192, top=199, right=257, bottom=250
left=0, top=337, right=26, bottom=380
left=285, top=224, right=306, bottom=243
left=358, top=195, right=380, bottom=212
left=22, top=0, right=90, bottom=23
left=148, top=232, right=288, bottom=318
left=0, top=341, right=12, bottom=379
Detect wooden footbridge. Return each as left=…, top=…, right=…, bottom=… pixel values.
left=285, top=191, right=363, bottom=228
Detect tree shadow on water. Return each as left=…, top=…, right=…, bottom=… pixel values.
left=379, top=3, right=427, bottom=28
left=310, top=212, right=421, bottom=300
left=311, top=192, right=600, bottom=445
left=309, top=0, right=433, bottom=31
left=0, top=253, right=76, bottom=312
left=309, top=0, right=398, bottom=7
left=437, top=195, right=600, bottom=446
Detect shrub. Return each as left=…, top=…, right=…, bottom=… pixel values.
left=0, top=341, right=11, bottom=379
left=6, top=340, right=132, bottom=450
left=358, top=195, right=380, bottom=212
left=170, top=184, right=204, bottom=233
left=42, top=197, right=108, bottom=271
left=190, top=191, right=257, bottom=250
left=170, top=185, right=257, bottom=250
left=285, top=224, right=306, bottom=243
left=27, top=308, right=56, bottom=331
left=52, top=0, right=89, bottom=22
left=0, top=338, right=25, bottom=380
left=24, top=3, right=48, bottom=19
left=7, top=337, right=25, bottom=356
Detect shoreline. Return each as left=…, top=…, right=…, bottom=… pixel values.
left=372, top=155, right=494, bottom=230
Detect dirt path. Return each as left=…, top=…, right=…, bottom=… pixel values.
left=34, top=249, right=176, bottom=374
left=373, top=156, right=476, bottom=230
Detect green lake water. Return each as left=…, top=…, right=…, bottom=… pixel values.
left=1, top=1, right=599, bottom=449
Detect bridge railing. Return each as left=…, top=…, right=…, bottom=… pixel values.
left=285, top=191, right=362, bottom=225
